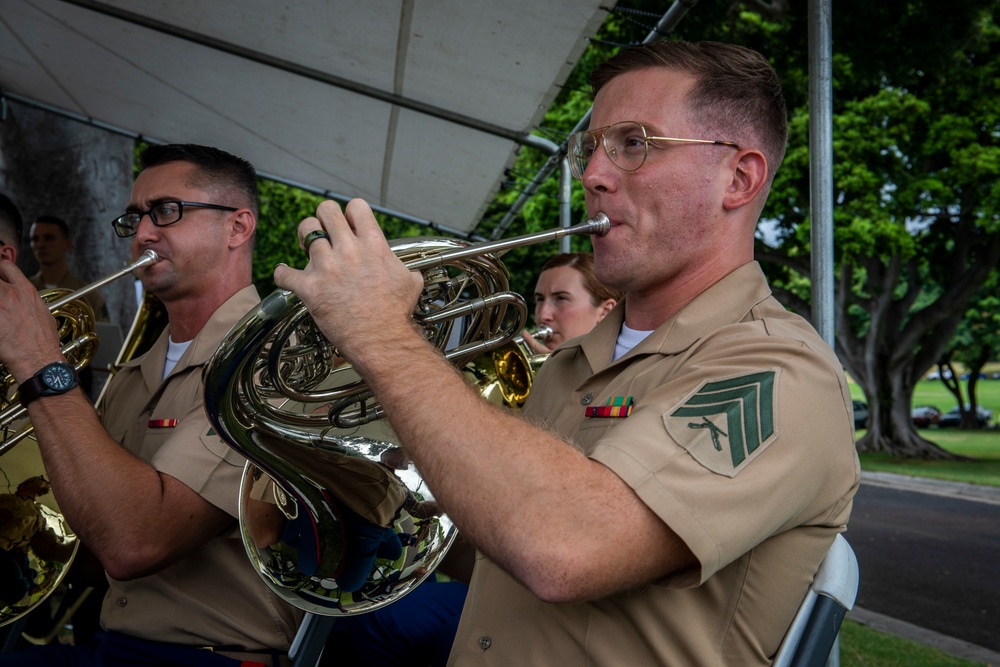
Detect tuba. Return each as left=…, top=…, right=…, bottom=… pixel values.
left=0, top=250, right=159, bottom=627
left=203, top=215, right=609, bottom=615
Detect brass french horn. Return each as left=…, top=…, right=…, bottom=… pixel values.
left=469, top=324, right=552, bottom=409
left=0, top=250, right=159, bottom=627
left=203, top=215, right=609, bottom=616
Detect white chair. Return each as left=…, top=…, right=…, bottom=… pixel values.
left=772, top=534, right=860, bottom=667
left=288, top=612, right=337, bottom=667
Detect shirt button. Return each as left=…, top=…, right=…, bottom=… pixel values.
left=478, top=636, right=492, bottom=650
left=117, top=597, right=127, bottom=607
left=580, top=393, right=594, bottom=405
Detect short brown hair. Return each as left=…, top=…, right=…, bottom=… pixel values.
left=539, top=253, right=623, bottom=306
left=590, top=41, right=787, bottom=185
left=34, top=215, right=71, bottom=238
left=139, top=144, right=259, bottom=219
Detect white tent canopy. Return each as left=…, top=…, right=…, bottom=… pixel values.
left=1, top=0, right=608, bottom=236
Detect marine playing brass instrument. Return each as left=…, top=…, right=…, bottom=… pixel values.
left=0, top=249, right=159, bottom=452
left=0, top=249, right=159, bottom=627
left=203, top=214, right=609, bottom=616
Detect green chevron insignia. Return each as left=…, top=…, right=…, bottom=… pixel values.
left=664, top=370, right=780, bottom=477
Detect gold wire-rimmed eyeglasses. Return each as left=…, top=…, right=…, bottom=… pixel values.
left=568, top=121, right=740, bottom=180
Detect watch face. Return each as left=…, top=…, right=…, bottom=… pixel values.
left=43, top=364, right=75, bottom=391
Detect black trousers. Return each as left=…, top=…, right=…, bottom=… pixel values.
left=0, top=630, right=259, bottom=666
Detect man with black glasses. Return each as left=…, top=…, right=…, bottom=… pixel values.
left=277, top=41, right=859, bottom=666
left=0, top=144, right=302, bottom=665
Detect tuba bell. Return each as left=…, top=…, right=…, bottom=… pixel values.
left=0, top=250, right=159, bottom=627
left=203, top=215, right=609, bottom=615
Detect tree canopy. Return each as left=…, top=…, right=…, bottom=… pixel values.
left=246, top=1, right=1000, bottom=459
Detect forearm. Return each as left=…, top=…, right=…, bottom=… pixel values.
left=25, top=390, right=226, bottom=578
left=351, top=328, right=689, bottom=601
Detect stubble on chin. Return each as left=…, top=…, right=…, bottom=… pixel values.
left=594, top=243, right=636, bottom=293
left=138, top=264, right=176, bottom=299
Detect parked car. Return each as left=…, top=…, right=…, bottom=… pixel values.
left=938, top=405, right=993, bottom=428
left=926, top=369, right=953, bottom=380
left=911, top=405, right=942, bottom=428
left=852, top=400, right=868, bottom=429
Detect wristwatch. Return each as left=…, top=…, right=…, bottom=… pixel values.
left=18, top=361, right=79, bottom=407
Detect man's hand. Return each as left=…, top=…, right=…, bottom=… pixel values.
left=273, top=199, right=424, bottom=366
left=0, top=261, right=64, bottom=381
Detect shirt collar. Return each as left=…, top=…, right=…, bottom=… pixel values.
left=567, top=262, right=772, bottom=368
left=121, top=285, right=261, bottom=378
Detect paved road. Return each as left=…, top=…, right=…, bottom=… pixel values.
left=847, top=474, right=1000, bottom=654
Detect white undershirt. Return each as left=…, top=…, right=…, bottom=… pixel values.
left=613, top=323, right=653, bottom=361
left=163, top=337, right=192, bottom=380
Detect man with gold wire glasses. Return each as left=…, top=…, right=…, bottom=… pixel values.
left=279, top=41, right=859, bottom=666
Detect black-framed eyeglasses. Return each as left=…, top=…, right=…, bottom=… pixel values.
left=568, top=121, right=740, bottom=180
left=111, top=201, right=238, bottom=238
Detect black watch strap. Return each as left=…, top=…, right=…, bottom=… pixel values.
left=18, top=362, right=79, bottom=408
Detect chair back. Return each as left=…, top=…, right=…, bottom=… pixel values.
left=772, top=534, right=860, bottom=667
left=289, top=613, right=337, bottom=667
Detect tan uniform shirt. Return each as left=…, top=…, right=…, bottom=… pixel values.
left=30, top=270, right=110, bottom=322
left=98, top=286, right=303, bottom=649
left=448, top=262, right=860, bottom=666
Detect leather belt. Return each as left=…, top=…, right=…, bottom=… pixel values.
left=202, top=647, right=291, bottom=667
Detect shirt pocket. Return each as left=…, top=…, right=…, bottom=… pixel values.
left=570, top=418, right=616, bottom=456
left=200, top=430, right=249, bottom=467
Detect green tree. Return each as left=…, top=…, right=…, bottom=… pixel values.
left=756, top=2, right=1000, bottom=458
left=253, top=178, right=429, bottom=296
left=934, top=270, right=1000, bottom=428
left=511, top=1, right=1000, bottom=457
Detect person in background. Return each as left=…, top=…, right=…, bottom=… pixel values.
left=275, top=39, right=859, bottom=666
left=0, top=144, right=302, bottom=666
left=521, top=251, right=622, bottom=354
left=0, top=194, right=22, bottom=264
left=28, top=215, right=109, bottom=322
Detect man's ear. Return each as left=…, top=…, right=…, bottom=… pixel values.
left=0, top=245, right=16, bottom=263
left=722, top=149, right=768, bottom=211
left=229, top=209, right=257, bottom=248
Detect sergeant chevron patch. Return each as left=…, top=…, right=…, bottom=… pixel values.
left=663, top=370, right=780, bottom=477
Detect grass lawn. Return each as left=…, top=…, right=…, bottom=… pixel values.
left=850, top=376, right=1000, bottom=488
left=840, top=619, right=988, bottom=666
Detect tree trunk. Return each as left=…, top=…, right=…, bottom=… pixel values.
left=853, top=342, right=963, bottom=459
left=938, top=351, right=992, bottom=430
left=0, top=100, right=136, bottom=328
